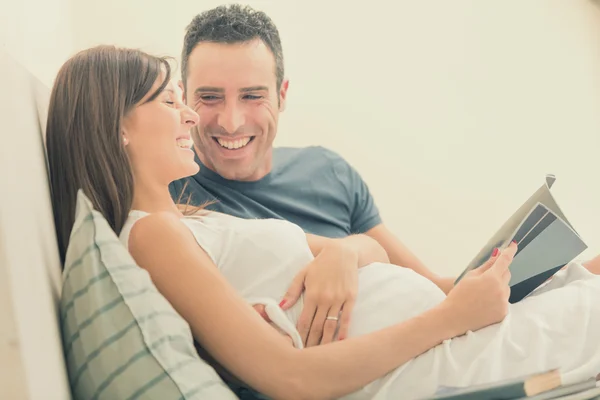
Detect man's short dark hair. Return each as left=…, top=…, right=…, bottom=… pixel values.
left=181, top=4, right=284, bottom=90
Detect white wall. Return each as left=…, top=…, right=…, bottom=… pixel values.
left=0, top=0, right=75, bottom=87
left=71, top=0, right=600, bottom=276
left=0, top=0, right=74, bottom=399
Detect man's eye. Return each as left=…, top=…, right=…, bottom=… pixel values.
left=165, top=101, right=175, bottom=105
left=201, top=95, right=220, bottom=101
left=244, top=94, right=262, bottom=100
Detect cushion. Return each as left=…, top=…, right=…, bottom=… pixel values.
left=59, top=190, right=239, bottom=400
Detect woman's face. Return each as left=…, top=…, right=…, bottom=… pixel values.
left=123, top=73, right=200, bottom=186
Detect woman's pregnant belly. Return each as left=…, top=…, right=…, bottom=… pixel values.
left=347, top=262, right=447, bottom=338
left=243, top=262, right=448, bottom=351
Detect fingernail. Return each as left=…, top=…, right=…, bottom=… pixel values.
left=492, top=248, right=499, bottom=257
left=279, top=300, right=286, bottom=308
left=339, top=336, right=345, bottom=341
left=512, top=240, right=517, bottom=245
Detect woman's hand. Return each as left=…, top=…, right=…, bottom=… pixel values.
left=279, top=241, right=358, bottom=347
left=442, top=241, right=517, bottom=336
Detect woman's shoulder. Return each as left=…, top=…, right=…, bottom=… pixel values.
left=120, top=210, right=183, bottom=249
left=119, top=210, right=149, bottom=248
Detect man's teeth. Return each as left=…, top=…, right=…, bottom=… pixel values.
left=216, top=137, right=251, bottom=150
left=176, top=138, right=193, bottom=149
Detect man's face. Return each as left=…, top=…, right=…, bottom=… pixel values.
left=183, top=39, right=288, bottom=181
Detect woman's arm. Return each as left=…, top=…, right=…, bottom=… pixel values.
left=306, top=233, right=390, bottom=267
left=128, top=212, right=514, bottom=400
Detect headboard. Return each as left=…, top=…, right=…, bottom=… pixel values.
left=0, top=49, right=71, bottom=399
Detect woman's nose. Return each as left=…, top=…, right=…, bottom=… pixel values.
left=181, top=106, right=199, bottom=127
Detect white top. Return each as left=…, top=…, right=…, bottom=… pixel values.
left=119, top=211, right=445, bottom=348
left=119, top=210, right=600, bottom=400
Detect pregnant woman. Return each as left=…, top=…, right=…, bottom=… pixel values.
left=46, top=45, right=600, bottom=400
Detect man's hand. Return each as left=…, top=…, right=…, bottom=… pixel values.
left=279, top=241, right=358, bottom=347
left=583, top=254, right=600, bottom=275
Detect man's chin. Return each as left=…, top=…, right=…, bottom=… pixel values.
left=214, top=162, right=262, bottom=182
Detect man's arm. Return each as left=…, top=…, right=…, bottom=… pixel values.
left=365, top=223, right=456, bottom=294
left=306, top=233, right=390, bottom=267
left=322, top=146, right=456, bottom=293
left=583, top=253, right=600, bottom=275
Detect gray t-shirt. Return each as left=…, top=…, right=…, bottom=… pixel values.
left=169, top=146, right=381, bottom=237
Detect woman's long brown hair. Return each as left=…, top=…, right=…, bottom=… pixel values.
left=46, top=45, right=174, bottom=265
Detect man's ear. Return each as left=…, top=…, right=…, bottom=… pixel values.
left=279, top=79, right=289, bottom=112
left=178, top=80, right=186, bottom=104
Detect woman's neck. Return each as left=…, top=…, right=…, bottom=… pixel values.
left=131, top=179, right=181, bottom=217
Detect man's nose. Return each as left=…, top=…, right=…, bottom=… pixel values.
left=217, top=102, right=244, bottom=134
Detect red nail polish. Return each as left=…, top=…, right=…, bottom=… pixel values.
left=279, top=300, right=286, bottom=308
left=339, top=336, right=345, bottom=341
left=512, top=240, right=517, bottom=245
left=492, top=248, right=499, bottom=257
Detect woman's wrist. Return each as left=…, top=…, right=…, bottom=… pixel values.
left=427, top=301, right=464, bottom=341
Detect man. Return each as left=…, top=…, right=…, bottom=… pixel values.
left=170, top=3, right=455, bottom=347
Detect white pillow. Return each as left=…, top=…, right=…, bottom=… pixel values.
left=60, top=190, right=239, bottom=400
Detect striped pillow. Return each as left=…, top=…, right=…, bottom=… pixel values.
left=60, top=190, right=239, bottom=400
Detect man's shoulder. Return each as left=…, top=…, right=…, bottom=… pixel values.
left=274, top=145, right=348, bottom=169
left=168, top=175, right=208, bottom=202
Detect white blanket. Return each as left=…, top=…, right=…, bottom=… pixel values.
left=342, top=262, right=600, bottom=400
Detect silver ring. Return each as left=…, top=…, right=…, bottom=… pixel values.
left=326, top=316, right=339, bottom=321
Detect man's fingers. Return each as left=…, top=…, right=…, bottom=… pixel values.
left=296, top=300, right=316, bottom=345
left=320, top=304, right=344, bottom=345
left=280, top=267, right=307, bottom=310
left=336, top=299, right=354, bottom=341
left=305, top=306, right=328, bottom=347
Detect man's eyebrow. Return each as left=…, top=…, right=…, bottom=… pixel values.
left=194, top=86, right=225, bottom=94
left=240, top=86, right=269, bottom=93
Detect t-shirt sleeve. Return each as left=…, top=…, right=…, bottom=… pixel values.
left=323, top=148, right=382, bottom=234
